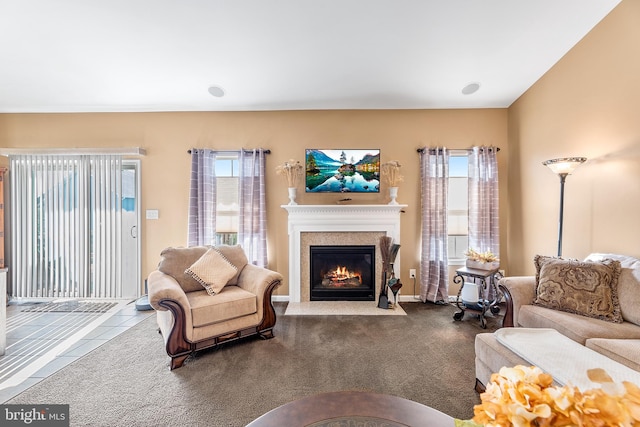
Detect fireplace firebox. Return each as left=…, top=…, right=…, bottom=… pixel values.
left=310, top=245, right=375, bottom=301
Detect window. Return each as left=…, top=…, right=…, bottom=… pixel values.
left=448, top=154, right=468, bottom=263
left=215, top=155, right=239, bottom=245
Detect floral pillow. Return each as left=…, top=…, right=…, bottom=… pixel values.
left=533, top=255, right=623, bottom=323
left=185, top=248, right=238, bottom=296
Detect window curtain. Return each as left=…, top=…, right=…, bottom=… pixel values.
left=238, top=149, right=268, bottom=267
left=187, top=149, right=218, bottom=246
left=10, top=154, right=123, bottom=298
left=419, top=147, right=450, bottom=303
left=468, top=146, right=499, bottom=256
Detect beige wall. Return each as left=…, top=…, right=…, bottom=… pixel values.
left=0, top=109, right=508, bottom=296
left=4, top=0, right=636, bottom=295
left=507, top=0, right=640, bottom=275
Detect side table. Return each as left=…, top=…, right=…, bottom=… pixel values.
left=452, top=266, right=502, bottom=329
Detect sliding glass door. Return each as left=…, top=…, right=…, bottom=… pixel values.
left=9, top=155, right=139, bottom=299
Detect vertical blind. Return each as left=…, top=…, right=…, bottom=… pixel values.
left=10, top=154, right=123, bottom=298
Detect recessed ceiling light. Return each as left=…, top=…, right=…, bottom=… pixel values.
left=462, top=83, right=480, bottom=95
left=208, top=86, right=225, bottom=98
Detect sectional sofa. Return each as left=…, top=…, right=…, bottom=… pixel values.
left=475, top=253, right=640, bottom=391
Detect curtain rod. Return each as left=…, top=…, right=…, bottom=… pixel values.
left=187, top=148, right=271, bottom=154
left=416, top=147, right=500, bottom=153
left=0, top=147, right=146, bottom=156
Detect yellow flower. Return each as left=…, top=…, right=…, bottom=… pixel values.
left=472, top=365, right=640, bottom=427
left=465, top=248, right=499, bottom=263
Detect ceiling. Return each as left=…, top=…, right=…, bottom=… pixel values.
left=0, top=0, right=621, bottom=113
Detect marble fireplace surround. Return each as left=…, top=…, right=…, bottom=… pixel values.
left=282, top=205, right=407, bottom=303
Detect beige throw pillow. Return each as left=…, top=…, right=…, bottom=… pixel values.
left=533, top=255, right=623, bottom=323
left=185, top=248, right=238, bottom=296
left=215, top=244, right=249, bottom=285
left=584, top=253, right=640, bottom=325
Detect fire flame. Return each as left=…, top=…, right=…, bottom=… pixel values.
left=327, top=266, right=362, bottom=282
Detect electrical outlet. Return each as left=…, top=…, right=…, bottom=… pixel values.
left=409, top=269, right=416, bottom=278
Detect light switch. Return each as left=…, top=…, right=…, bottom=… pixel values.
left=146, top=209, right=159, bottom=220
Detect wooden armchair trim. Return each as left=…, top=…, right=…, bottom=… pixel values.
left=499, top=283, right=514, bottom=328
left=256, top=278, right=281, bottom=338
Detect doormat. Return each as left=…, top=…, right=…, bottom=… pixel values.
left=22, top=301, right=118, bottom=313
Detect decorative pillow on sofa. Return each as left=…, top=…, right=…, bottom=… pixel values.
left=533, top=255, right=623, bottom=323
left=584, top=253, right=640, bottom=325
left=158, top=246, right=209, bottom=293
left=185, top=248, right=238, bottom=296
left=215, top=244, right=249, bottom=285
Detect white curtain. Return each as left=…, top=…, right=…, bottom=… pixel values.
left=419, top=148, right=450, bottom=303
left=468, top=146, right=499, bottom=256
left=238, top=149, right=268, bottom=267
left=187, top=149, right=218, bottom=246
left=10, top=154, right=123, bottom=298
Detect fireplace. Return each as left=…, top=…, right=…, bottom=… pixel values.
left=310, top=245, right=376, bottom=301
left=282, top=204, right=405, bottom=303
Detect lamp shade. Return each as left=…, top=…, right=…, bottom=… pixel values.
left=542, top=157, right=587, bottom=175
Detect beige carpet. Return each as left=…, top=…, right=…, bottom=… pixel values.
left=284, top=301, right=406, bottom=316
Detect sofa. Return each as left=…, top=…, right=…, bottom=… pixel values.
left=475, top=253, right=640, bottom=391
left=148, top=245, right=283, bottom=369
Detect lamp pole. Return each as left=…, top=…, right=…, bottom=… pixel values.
left=542, top=157, right=587, bottom=258
left=557, top=173, right=567, bottom=257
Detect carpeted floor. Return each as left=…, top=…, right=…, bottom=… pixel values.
left=7, top=301, right=502, bottom=426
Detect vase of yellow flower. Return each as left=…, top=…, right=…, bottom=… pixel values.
left=381, top=160, right=403, bottom=205
left=275, top=159, right=303, bottom=205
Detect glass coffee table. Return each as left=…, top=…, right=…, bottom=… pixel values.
left=247, top=390, right=454, bottom=427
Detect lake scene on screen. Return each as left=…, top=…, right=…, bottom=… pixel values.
left=305, top=149, right=380, bottom=193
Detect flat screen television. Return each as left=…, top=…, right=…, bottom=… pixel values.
left=305, top=149, right=380, bottom=193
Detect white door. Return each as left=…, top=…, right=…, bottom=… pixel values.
left=121, top=161, right=140, bottom=299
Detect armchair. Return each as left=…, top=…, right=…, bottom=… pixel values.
left=148, top=245, right=283, bottom=369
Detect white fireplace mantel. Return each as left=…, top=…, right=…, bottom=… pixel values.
left=282, top=204, right=407, bottom=302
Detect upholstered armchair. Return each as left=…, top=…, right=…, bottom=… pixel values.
left=148, top=245, right=283, bottom=369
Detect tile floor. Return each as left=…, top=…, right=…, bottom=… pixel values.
left=0, top=299, right=153, bottom=403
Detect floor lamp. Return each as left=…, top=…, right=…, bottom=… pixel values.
left=542, top=157, right=587, bottom=257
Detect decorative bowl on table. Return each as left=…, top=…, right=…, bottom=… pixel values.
left=465, top=259, right=500, bottom=271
